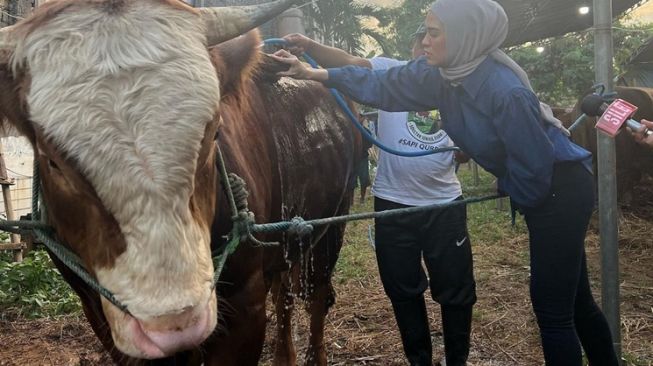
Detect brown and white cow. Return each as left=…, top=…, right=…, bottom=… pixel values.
left=0, top=1, right=361, bottom=364
left=567, top=86, right=653, bottom=203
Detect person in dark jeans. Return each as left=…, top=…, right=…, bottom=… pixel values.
left=375, top=197, right=474, bottom=366
left=272, top=0, right=619, bottom=363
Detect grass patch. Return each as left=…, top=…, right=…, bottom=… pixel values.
left=457, top=164, right=529, bottom=245
left=334, top=196, right=377, bottom=283
left=0, top=250, right=81, bottom=319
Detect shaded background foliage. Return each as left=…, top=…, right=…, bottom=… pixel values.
left=199, top=0, right=653, bottom=107
left=299, top=0, right=652, bottom=106
left=508, top=21, right=653, bottom=106
left=303, top=0, right=392, bottom=56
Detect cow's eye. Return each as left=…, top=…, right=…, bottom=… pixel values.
left=48, top=159, right=60, bottom=170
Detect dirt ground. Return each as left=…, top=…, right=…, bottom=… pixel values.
left=0, top=184, right=651, bottom=365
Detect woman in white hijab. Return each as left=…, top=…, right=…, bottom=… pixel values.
left=272, top=0, right=619, bottom=365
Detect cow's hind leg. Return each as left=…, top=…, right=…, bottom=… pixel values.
left=303, top=224, right=345, bottom=366
left=271, top=271, right=298, bottom=366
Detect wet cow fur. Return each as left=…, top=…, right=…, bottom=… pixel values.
left=205, top=32, right=363, bottom=366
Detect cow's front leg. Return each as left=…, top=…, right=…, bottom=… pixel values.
left=204, top=253, right=268, bottom=366
left=271, top=271, right=297, bottom=366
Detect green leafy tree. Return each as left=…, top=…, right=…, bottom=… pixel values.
left=376, top=0, right=432, bottom=59
left=508, top=21, right=653, bottom=106
left=303, top=0, right=392, bottom=56
left=613, top=21, right=653, bottom=73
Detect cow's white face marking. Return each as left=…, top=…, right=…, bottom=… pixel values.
left=12, top=1, right=219, bottom=357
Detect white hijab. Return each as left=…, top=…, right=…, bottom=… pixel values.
left=431, top=0, right=569, bottom=135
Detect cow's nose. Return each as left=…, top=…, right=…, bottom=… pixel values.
left=134, top=303, right=212, bottom=357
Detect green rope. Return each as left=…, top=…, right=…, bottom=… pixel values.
left=31, top=162, right=39, bottom=220
left=215, top=143, right=277, bottom=247
left=216, top=144, right=240, bottom=223
left=1, top=150, right=504, bottom=314
left=0, top=219, right=49, bottom=234
left=211, top=232, right=241, bottom=287
left=250, top=194, right=503, bottom=235
left=32, top=228, right=129, bottom=313
left=2, top=161, right=130, bottom=312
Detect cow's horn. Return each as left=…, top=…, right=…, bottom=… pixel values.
left=200, top=0, right=297, bottom=46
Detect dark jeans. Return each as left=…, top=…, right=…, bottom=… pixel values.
left=374, top=196, right=476, bottom=366
left=518, top=162, right=619, bottom=366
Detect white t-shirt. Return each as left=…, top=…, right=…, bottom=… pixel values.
left=368, top=57, right=462, bottom=206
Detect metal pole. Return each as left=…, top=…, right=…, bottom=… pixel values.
left=276, top=8, right=305, bottom=37
left=471, top=160, right=479, bottom=186
left=593, top=0, right=621, bottom=361
left=0, top=141, right=22, bottom=262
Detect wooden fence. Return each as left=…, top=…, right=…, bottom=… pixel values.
left=0, top=176, right=32, bottom=219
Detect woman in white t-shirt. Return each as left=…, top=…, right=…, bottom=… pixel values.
left=283, top=28, right=475, bottom=366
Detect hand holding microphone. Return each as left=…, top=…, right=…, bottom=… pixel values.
left=629, top=119, right=653, bottom=148
left=580, top=93, right=652, bottom=145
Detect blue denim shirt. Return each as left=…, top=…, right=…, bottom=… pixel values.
left=324, top=56, right=591, bottom=207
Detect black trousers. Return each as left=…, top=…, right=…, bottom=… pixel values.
left=518, top=162, right=618, bottom=366
left=374, top=196, right=476, bottom=366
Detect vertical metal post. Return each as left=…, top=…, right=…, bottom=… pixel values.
left=593, top=0, right=621, bottom=362
left=0, top=141, right=22, bottom=262
left=470, top=160, right=479, bottom=186
left=276, top=8, right=305, bottom=37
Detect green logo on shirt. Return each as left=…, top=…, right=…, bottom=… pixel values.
left=406, top=111, right=446, bottom=144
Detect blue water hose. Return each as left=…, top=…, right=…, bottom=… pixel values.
left=263, top=38, right=460, bottom=157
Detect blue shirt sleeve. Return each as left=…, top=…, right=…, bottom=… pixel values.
left=324, top=58, right=441, bottom=112
left=494, top=87, right=555, bottom=207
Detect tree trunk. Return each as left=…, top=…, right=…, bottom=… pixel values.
left=6, top=0, right=31, bottom=25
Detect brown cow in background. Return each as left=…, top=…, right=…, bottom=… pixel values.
left=0, top=1, right=362, bottom=365
left=566, top=86, right=653, bottom=203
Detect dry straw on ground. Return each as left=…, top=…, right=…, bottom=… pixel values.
left=0, top=182, right=651, bottom=365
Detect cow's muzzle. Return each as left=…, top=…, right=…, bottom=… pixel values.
left=126, top=298, right=216, bottom=359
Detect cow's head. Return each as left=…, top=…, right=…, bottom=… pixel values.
left=0, top=0, right=294, bottom=359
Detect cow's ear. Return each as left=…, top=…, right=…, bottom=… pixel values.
left=211, top=30, right=261, bottom=97
left=0, top=47, right=13, bottom=130
left=0, top=32, right=35, bottom=144
left=1, top=25, right=15, bottom=94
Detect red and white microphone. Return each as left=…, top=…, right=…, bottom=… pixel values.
left=580, top=93, right=652, bottom=138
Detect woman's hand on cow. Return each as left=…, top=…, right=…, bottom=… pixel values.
left=629, top=119, right=653, bottom=148
left=282, top=33, right=314, bottom=56
left=271, top=49, right=329, bottom=82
